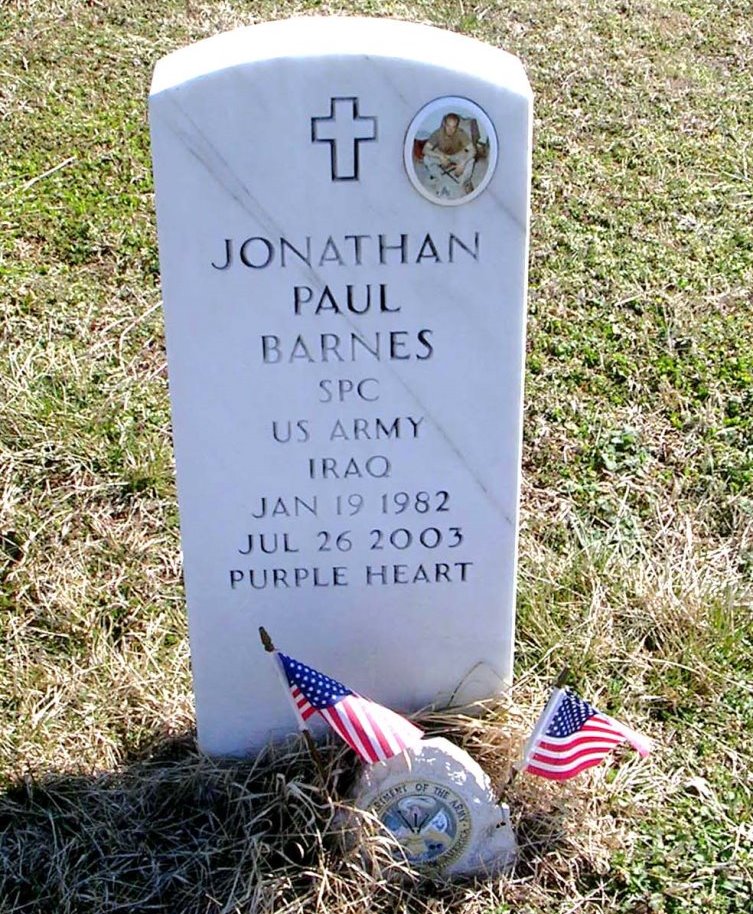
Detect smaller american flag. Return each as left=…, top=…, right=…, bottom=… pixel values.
left=521, top=688, right=651, bottom=781
left=276, top=652, right=423, bottom=764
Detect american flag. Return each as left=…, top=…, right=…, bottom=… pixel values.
left=276, top=652, right=424, bottom=764
left=521, top=688, right=651, bottom=781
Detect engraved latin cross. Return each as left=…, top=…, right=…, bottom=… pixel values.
left=311, top=97, right=377, bottom=181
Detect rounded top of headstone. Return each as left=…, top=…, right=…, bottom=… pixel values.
left=150, top=17, right=531, bottom=99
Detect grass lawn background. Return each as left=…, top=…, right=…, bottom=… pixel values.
left=0, top=0, right=751, bottom=911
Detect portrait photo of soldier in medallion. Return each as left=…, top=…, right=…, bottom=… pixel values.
left=422, top=113, right=476, bottom=193
left=404, top=97, right=498, bottom=206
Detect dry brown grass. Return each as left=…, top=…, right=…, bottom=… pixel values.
left=0, top=696, right=657, bottom=914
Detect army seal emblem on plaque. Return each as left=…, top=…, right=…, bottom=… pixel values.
left=353, top=736, right=517, bottom=877
left=370, top=780, right=473, bottom=868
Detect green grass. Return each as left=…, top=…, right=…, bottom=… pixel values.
left=1, top=0, right=752, bottom=911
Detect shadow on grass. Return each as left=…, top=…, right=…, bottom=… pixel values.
left=0, top=733, right=330, bottom=913
left=0, top=731, right=580, bottom=914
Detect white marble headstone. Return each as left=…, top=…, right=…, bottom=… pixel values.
left=150, top=17, right=531, bottom=756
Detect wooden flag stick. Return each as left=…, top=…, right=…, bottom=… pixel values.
left=499, top=665, right=570, bottom=797
left=259, top=626, right=327, bottom=783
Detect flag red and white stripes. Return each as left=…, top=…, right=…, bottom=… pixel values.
left=277, top=652, right=423, bottom=764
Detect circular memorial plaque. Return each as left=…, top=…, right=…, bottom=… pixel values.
left=353, top=737, right=517, bottom=877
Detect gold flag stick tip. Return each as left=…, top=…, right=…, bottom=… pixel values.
left=259, top=626, right=275, bottom=652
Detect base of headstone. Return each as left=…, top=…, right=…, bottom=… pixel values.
left=351, top=737, right=517, bottom=878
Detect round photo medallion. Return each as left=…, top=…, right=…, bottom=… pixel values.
left=370, top=779, right=473, bottom=868
left=404, top=96, right=498, bottom=206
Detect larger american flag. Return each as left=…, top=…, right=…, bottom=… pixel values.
left=277, top=652, right=424, bottom=764
left=522, top=688, right=651, bottom=781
